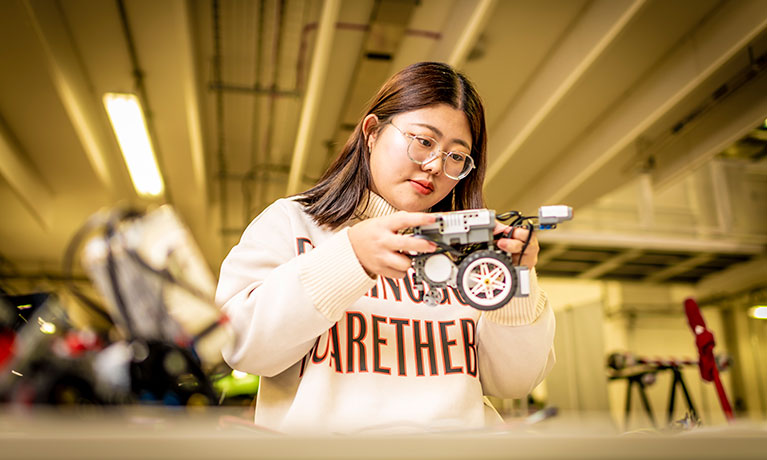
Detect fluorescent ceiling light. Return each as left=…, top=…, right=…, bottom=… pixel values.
left=103, top=92, right=164, bottom=197
left=748, top=306, right=767, bottom=319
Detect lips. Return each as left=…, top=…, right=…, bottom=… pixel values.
left=409, top=179, right=434, bottom=194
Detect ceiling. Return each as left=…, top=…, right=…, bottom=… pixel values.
left=0, top=0, right=766, bottom=299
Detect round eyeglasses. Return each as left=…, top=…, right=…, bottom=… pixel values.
left=387, top=122, right=475, bottom=180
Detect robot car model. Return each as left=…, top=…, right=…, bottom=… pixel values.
left=410, top=206, right=572, bottom=310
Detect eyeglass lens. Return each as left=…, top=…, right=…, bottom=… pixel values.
left=408, top=136, right=472, bottom=179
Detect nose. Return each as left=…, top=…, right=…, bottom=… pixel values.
left=420, top=152, right=443, bottom=176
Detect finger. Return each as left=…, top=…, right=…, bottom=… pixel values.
left=498, top=238, right=523, bottom=253
left=366, top=258, right=408, bottom=280
left=509, top=226, right=530, bottom=241
left=393, top=234, right=437, bottom=253
left=382, top=268, right=409, bottom=280
left=492, top=222, right=508, bottom=235
left=527, top=235, right=539, bottom=250
left=382, top=253, right=413, bottom=276
left=386, top=211, right=437, bottom=231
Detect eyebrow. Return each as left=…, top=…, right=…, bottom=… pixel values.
left=412, top=123, right=471, bottom=151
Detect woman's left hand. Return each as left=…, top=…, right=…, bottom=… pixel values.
left=493, top=222, right=539, bottom=269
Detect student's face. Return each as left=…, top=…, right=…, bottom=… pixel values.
left=365, top=104, right=472, bottom=212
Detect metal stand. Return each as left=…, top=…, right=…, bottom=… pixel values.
left=624, top=373, right=656, bottom=429
left=667, top=366, right=698, bottom=424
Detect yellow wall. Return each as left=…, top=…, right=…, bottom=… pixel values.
left=538, top=276, right=765, bottom=430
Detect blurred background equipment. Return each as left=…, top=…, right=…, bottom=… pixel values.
left=0, top=205, right=251, bottom=408
left=684, top=297, right=735, bottom=421
left=76, top=205, right=231, bottom=370
left=607, top=350, right=732, bottom=429
left=0, top=292, right=109, bottom=404
left=76, top=205, right=235, bottom=405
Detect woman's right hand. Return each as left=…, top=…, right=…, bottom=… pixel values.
left=348, top=211, right=438, bottom=279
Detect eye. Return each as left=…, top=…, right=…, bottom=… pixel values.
left=446, top=152, right=467, bottom=163
left=414, top=136, right=434, bottom=148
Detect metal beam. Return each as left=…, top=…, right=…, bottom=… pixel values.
left=696, top=256, right=767, bottom=300
left=512, top=0, right=767, bottom=210
left=709, top=159, right=734, bottom=235
left=644, top=253, right=715, bottom=283
left=302, top=1, right=375, bottom=184
left=429, top=0, right=496, bottom=68
left=538, top=230, right=764, bottom=255
left=286, top=0, right=340, bottom=195
left=178, top=0, right=209, bottom=209
left=537, top=244, right=569, bottom=266
left=637, top=173, right=654, bottom=229
left=485, top=0, right=646, bottom=186
left=446, top=0, right=496, bottom=69
left=0, top=118, right=53, bottom=229
left=649, top=69, right=767, bottom=188
left=22, top=0, right=122, bottom=193
left=577, top=248, right=643, bottom=279
left=389, top=0, right=453, bottom=73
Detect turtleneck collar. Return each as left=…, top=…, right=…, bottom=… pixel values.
left=353, top=191, right=399, bottom=222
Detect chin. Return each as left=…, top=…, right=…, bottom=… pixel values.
left=402, top=196, right=445, bottom=212
left=385, top=185, right=447, bottom=212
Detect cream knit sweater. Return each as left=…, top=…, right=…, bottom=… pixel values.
left=215, top=192, right=555, bottom=434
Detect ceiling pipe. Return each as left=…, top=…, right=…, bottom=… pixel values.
left=0, top=117, right=54, bottom=229
left=297, top=21, right=440, bottom=92
left=178, top=0, right=209, bottom=208
left=251, top=0, right=267, bottom=171
left=22, top=0, right=122, bottom=195
left=116, top=0, right=171, bottom=203
left=243, top=0, right=267, bottom=225
left=296, top=21, right=367, bottom=93
left=447, top=0, right=496, bottom=69
left=389, top=0, right=448, bottom=73
left=286, top=0, right=340, bottom=196
left=212, top=0, right=228, bottom=241
left=251, top=0, right=286, bottom=219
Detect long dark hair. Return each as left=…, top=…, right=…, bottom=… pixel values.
left=297, top=62, right=487, bottom=228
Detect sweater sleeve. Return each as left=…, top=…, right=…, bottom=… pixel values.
left=476, top=269, right=556, bottom=398
left=215, top=201, right=376, bottom=377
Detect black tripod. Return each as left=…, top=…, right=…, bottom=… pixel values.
left=613, top=365, right=699, bottom=429
left=666, top=365, right=699, bottom=423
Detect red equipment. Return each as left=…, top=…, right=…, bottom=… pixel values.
left=683, top=297, right=734, bottom=421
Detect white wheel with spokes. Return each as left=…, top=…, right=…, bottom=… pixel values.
left=456, top=250, right=516, bottom=310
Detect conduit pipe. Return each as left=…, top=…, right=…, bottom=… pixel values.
left=447, top=0, right=496, bottom=69
left=286, top=0, right=340, bottom=195
left=23, top=0, right=117, bottom=193
left=0, top=118, right=53, bottom=229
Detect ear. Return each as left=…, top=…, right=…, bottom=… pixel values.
left=362, top=114, right=379, bottom=148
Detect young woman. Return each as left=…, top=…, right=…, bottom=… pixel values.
left=215, top=62, right=555, bottom=434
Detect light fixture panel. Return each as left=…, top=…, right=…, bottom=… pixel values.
left=748, top=306, right=767, bottom=319
left=103, top=92, right=164, bottom=197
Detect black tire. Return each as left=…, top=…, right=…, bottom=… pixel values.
left=456, top=250, right=516, bottom=311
